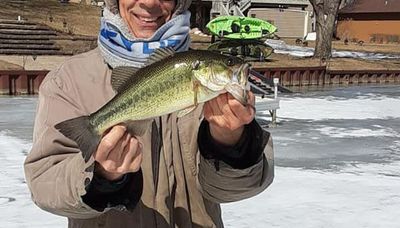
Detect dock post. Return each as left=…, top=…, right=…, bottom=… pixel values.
left=269, top=78, right=279, bottom=127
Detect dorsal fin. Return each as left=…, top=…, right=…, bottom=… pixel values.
left=111, top=66, right=139, bottom=92
left=146, top=47, right=176, bottom=66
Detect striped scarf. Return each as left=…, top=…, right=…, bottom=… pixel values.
left=98, top=8, right=191, bottom=68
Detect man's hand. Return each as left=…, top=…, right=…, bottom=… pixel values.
left=204, top=91, right=256, bottom=146
left=93, top=125, right=143, bottom=181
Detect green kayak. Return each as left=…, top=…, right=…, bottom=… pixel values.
left=206, top=16, right=277, bottom=40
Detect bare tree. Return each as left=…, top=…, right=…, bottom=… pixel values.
left=340, top=0, right=355, bottom=9
left=309, top=0, right=342, bottom=59
left=195, top=0, right=204, bottom=29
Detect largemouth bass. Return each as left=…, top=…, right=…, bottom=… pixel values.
left=55, top=48, right=250, bottom=161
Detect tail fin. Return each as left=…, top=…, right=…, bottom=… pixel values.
left=55, top=116, right=100, bottom=162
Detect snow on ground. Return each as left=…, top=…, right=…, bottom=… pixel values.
left=0, top=131, right=67, bottom=227
left=222, top=85, right=400, bottom=227
left=266, top=39, right=400, bottom=60
left=223, top=161, right=400, bottom=228
left=257, top=88, right=400, bottom=121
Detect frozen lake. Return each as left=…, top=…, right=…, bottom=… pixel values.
left=1, top=85, right=399, bottom=227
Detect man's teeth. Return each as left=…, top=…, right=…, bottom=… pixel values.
left=138, top=16, right=158, bottom=22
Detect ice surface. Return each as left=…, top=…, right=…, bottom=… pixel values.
left=0, top=132, right=67, bottom=227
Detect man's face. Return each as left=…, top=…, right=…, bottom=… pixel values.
left=119, top=0, right=176, bottom=39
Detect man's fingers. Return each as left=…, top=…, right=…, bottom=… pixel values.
left=104, top=132, right=131, bottom=168
left=245, top=91, right=256, bottom=119
left=95, top=125, right=127, bottom=162
left=247, top=92, right=256, bottom=118
left=117, top=133, right=131, bottom=160
left=204, top=97, right=219, bottom=121
left=218, top=93, right=239, bottom=119
left=227, top=92, right=255, bottom=124
left=119, top=137, right=143, bottom=173
left=128, top=139, right=143, bottom=172
left=98, top=135, right=140, bottom=173
left=215, top=93, right=241, bottom=129
left=203, top=102, right=212, bottom=119
left=93, top=126, right=145, bottom=180
left=247, top=91, right=256, bottom=108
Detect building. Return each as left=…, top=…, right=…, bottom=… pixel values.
left=190, top=0, right=313, bottom=39
left=337, top=0, right=400, bottom=43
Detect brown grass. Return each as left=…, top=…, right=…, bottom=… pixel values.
left=1, top=0, right=101, bottom=36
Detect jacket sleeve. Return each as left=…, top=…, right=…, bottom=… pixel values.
left=197, top=119, right=274, bottom=203
left=23, top=69, right=141, bottom=219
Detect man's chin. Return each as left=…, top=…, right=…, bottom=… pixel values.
left=133, top=30, right=158, bottom=39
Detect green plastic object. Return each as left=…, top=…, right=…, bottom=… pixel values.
left=208, top=39, right=274, bottom=60
left=206, top=16, right=277, bottom=40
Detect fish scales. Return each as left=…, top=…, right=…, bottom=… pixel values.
left=91, top=51, right=215, bottom=134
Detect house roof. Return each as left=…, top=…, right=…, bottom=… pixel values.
left=340, top=0, right=400, bottom=14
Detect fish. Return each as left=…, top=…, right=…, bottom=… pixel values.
left=55, top=48, right=250, bottom=161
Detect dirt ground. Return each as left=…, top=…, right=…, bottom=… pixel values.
left=0, top=0, right=101, bottom=36
left=0, top=60, right=23, bottom=70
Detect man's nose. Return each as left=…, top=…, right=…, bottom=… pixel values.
left=140, top=0, right=161, bottom=10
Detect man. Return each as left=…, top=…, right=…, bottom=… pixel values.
left=24, top=0, right=274, bottom=227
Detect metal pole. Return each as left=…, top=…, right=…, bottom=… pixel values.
left=271, top=78, right=279, bottom=126
left=274, top=78, right=279, bottom=99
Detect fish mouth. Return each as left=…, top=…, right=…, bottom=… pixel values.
left=241, top=63, right=251, bottom=82
left=227, top=63, right=251, bottom=105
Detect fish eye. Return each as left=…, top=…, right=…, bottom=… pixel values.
left=192, top=60, right=201, bottom=70
left=226, top=57, right=235, bottom=66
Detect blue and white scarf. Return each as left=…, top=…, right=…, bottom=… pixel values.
left=98, top=8, right=191, bottom=68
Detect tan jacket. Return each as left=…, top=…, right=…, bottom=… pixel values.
left=24, top=48, right=274, bottom=228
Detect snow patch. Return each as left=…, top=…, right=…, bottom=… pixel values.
left=265, top=39, right=400, bottom=60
